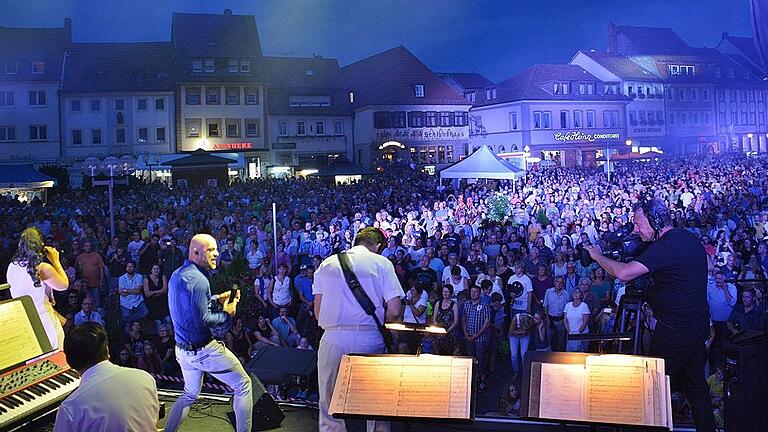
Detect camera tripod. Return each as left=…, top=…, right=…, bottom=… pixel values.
left=612, top=292, right=646, bottom=355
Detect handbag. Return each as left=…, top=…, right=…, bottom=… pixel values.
left=337, top=252, right=397, bottom=353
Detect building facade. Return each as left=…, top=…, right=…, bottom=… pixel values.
left=342, top=47, right=472, bottom=172
left=263, top=56, right=353, bottom=176
left=438, top=72, right=494, bottom=104
left=61, top=43, right=176, bottom=183
left=172, top=11, right=268, bottom=178
left=0, top=20, right=70, bottom=165
left=470, top=64, right=629, bottom=167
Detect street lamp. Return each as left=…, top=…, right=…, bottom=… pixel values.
left=142, top=153, right=160, bottom=183
left=523, top=145, right=530, bottom=170
left=625, top=139, right=633, bottom=146
left=83, top=155, right=136, bottom=237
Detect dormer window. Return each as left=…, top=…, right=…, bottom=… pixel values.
left=228, top=59, right=238, bottom=73
left=192, top=59, right=203, bottom=73
left=669, top=65, right=680, bottom=76
left=414, top=84, right=425, bottom=98
left=305, top=69, right=314, bottom=76
left=5, top=61, right=17, bottom=75
left=486, top=88, right=496, bottom=100
left=204, top=59, right=215, bottom=73
left=32, top=62, right=44, bottom=74
left=562, top=83, right=570, bottom=95
left=586, top=83, right=594, bottom=95
left=240, top=60, right=250, bottom=73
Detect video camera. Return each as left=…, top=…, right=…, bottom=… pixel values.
left=601, top=222, right=650, bottom=263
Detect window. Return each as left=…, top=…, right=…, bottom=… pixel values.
left=192, top=59, right=203, bottom=73
left=28, top=91, right=46, bottom=106
left=90, top=99, right=101, bottom=112
left=678, top=89, right=685, bottom=101
left=691, top=89, right=697, bottom=101
left=681, top=65, right=694, bottom=76
left=704, top=113, right=711, bottom=124
left=574, top=111, right=583, bottom=128
left=714, top=67, right=722, bottom=79
left=553, top=82, right=560, bottom=95
left=638, top=111, right=646, bottom=125
left=137, top=98, right=147, bottom=110
left=629, top=111, right=637, bottom=125
left=611, top=111, right=619, bottom=127
left=466, top=92, right=476, bottom=103
left=693, top=112, right=699, bottom=124
left=206, top=87, right=220, bottom=105
left=0, top=92, right=14, bottom=109
left=453, top=112, right=467, bottom=126
left=278, top=121, right=288, bottom=136
left=374, top=112, right=391, bottom=129
left=5, top=61, right=17, bottom=75
left=70, top=99, right=81, bottom=112
left=116, top=112, right=124, bottom=125
left=333, top=120, right=343, bottom=135
left=297, top=120, right=306, bottom=136
left=680, top=113, right=687, bottom=124
left=439, top=112, right=452, bottom=127
left=245, top=87, right=259, bottom=105
left=207, top=120, right=221, bottom=137
left=225, top=87, right=240, bottom=105
left=186, top=87, right=201, bottom=105
left=226, top=119, right=240, bottom=137
left=647, top=111, right=655, bottom=124
left=186, top=118, right=201, bottom=137
left=32, top=62, right=44, bottom=74
left=156, top=127, right=165, bottom=142
left=509, top=112, right=518, bottom=130
left=116, top=128, right=125, bottom=143
left=533, top=111, right=542, bottom=129
left=587, top=83, right=594, bottom=95
left=393, top=111, right=407, bottom=128
left=579, top=83, right=586, bottom=94
left=72, top=129, right=82, bottom=145
left=155, top=98, right=164, bottom=110
left=244, top=119, right=259, bottom=137
left=562, top=83, right=570, bottom=95
left=316, top=120, right=325, bottom=136
left=204, top=59, right=214, bottom=73
left=542, top=111, right=551, bottom=129
left=29, top=125, right=47, bottom=141
left=657, top=111, right=664, bottom=123
left=669, top=65, right=680, bottom=75
left=115, top=99, right=124, bottom=110
left=0, top=126, right=16, bottom=142
left=425, top=112, right=438, bottom=127
left=240, top=60, right=250, bottom=73
left=604, top=111, right=612, bottom=127
left=138, top=128, right=148, bottom=143
left=559, top=111, right=568, bottom=129
left=669, top=113, right=675, bottom=125
left=228, top=59, right=239, bottom=73
left=409, top=111, right=424, bottom=127
left=486, top=88, right=497, bottom=100
left=587, top=110, right=596, bottom=128
left=414, top=84, right=425, bottom=98
left=727, top=68, right=735, bottom=79
left=702, top=89, right=709, bottom=101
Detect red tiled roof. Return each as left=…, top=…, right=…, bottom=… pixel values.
left=341, top=46, right=470, bottom=107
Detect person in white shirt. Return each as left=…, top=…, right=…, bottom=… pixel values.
left=54, top=322, right=158, bottom=432
left=313, top=228, right=403, bottom=432
left=563, top=289, right=591, bottom=352
left=402, top=283, right=428, bottom=324
left=507, top=262, right=533, bottom=314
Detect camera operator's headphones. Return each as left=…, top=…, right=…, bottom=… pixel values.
left=640, top=196, right=668, bottom=238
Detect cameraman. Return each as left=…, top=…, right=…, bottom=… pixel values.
left=585, top=199, right=715, bottom=432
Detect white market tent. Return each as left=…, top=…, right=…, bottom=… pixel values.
left=439, top=144, right=526, bottom=181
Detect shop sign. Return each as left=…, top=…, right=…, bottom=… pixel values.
left=729, top=125, right=756, bottom=134
left=631, top=127, right=663, bottom=134
left=375, top=127, right=467, bottom=141
left=553, top=131, right=621, bottom=142
left=211, top=142, right=253, bottom=150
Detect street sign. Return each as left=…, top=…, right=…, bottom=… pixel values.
left=92, top=178, right=129, bottom=186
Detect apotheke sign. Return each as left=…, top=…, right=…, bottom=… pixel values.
left=554, top=131, right=621, bottom=142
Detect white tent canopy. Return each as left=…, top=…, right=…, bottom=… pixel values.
left=440, top=145, right=526, bottom=180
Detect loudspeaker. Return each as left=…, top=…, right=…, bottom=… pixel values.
left=723, top=332, right=768, bottom=432
left=226, top=373, right=285, bottom=431
left=245, top=345, right=317, bottom=385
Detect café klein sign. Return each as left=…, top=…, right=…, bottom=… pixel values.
left=554, top=131, right=621, bottom=142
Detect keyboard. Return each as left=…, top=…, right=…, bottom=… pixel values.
left=0, top=352, right=80, bottom=432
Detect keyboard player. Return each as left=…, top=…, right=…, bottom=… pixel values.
left=53, top=323, right=159, bottom=432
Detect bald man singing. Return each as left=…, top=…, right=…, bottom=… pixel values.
left=165, top=234, right=253, bottom=432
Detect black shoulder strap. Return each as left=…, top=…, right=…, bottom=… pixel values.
left=337, top=252, right=396, bottom=353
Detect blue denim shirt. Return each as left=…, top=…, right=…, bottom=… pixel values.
left=168, top=260, right=230, bottom=347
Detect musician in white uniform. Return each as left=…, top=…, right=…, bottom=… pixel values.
left=313, top=227, right=403, bottom=432
left=54, top=322, right=159, bottom=432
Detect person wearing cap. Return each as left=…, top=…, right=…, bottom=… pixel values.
left=313, top=227, right=403, bottom=432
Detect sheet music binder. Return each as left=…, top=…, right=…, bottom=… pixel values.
left=329, top=354, right=476, bottom=423
left=520, top=351, right=673, bottom=430
left=0, top=295, right=55, bottom=374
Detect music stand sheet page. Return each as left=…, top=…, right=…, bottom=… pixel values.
left=330, top=354, right=473, bottom=420
left=0, top=300, right=44, bottom=370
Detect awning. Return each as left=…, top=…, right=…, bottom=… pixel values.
left=0, top=164, right=55, bottom=188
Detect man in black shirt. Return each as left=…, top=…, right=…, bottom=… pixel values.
left=586, top=198, right=715, bottom=432
left=409, top=256, right=438, bottom=292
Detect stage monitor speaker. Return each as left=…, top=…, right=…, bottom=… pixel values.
left=245, top=345, right=317, bottom=385
left=723, top=332, right=768, bottom=432
left=226, top=372, right=285, bottom=431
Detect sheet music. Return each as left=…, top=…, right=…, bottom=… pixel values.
left=0, top=300, right=43, bottom=370
left=538, top=363, right=584, bottom=421
left=329, top=355, right=473, bottom=420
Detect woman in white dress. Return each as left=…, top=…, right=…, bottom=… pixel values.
left=6, top=227, right=69, bottom=351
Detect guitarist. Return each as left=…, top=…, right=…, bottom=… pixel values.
left=313, top=227, right=404, bottom=432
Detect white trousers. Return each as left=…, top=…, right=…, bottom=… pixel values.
left=165, top=340, right=253, bottom=432
left=317, top=328, right=389, bottom=432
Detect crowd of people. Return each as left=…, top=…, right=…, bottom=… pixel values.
left=2, top=152, right=767, bottom=425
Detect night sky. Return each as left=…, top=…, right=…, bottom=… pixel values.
left=0, top=0, right=753, bottom=82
